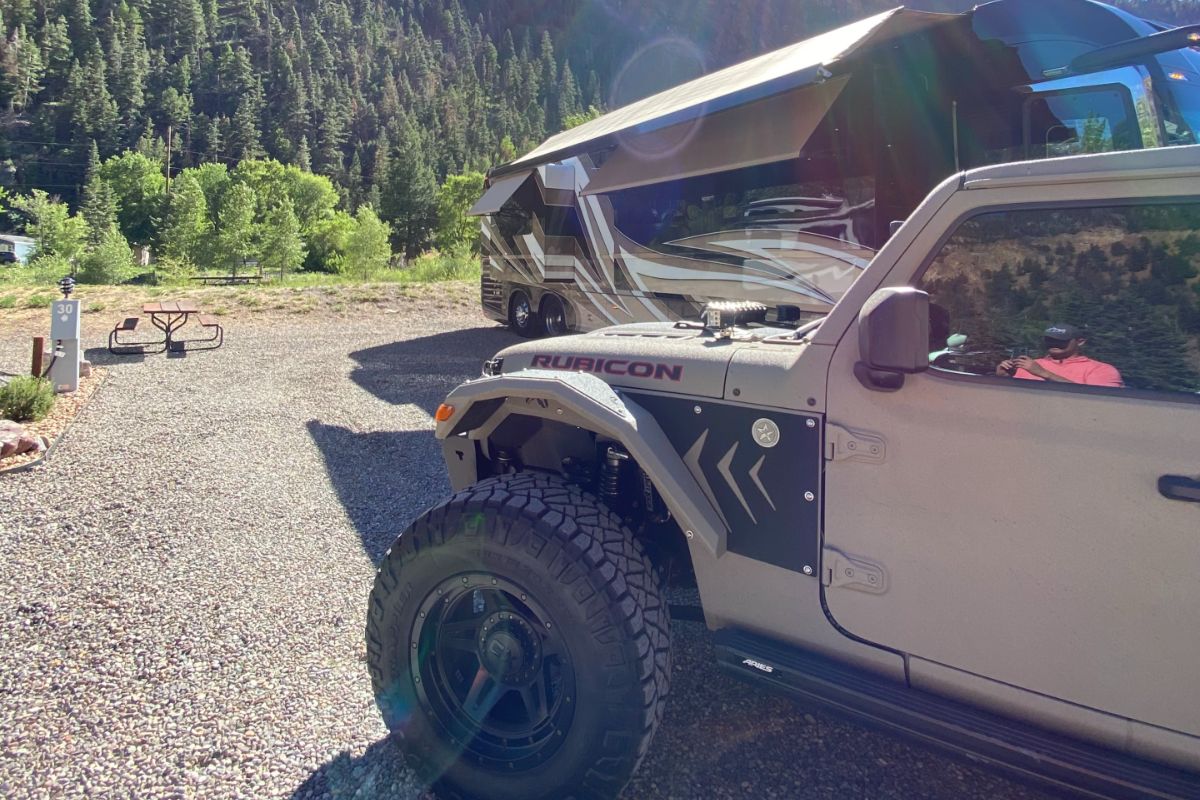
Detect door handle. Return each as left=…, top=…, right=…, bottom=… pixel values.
left=1158, top=475, right=1200, bottom=503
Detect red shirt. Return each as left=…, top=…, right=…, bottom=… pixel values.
left=1014, top=355, right=1123, bottom=387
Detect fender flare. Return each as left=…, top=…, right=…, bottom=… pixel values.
left=435, top=370, right=727, bottom=557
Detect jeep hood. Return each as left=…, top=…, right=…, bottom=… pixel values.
left=492, top=322, right=757, bottom=398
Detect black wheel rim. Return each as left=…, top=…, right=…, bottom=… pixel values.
left=542, top=296, right=566, bottom=336
left=510, top=293, right=533, bottom=330
left=411, top=573, right=576, bottom=770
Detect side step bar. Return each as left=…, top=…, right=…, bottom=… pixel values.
left=713, top=629, right=1200, bottom=800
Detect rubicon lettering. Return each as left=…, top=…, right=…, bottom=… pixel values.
left=531, top=354, right=684, bottom=382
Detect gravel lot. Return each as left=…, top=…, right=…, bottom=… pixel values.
left=0, top=288, right=1059, bottom=800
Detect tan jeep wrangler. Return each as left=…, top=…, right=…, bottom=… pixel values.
left=367, top=145, right=1200, bottom=800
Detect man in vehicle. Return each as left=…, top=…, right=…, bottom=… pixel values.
left=995, top=323, right=1124, bottom=387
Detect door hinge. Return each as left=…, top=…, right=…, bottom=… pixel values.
left=822, top=547, right=888, bottom=594
left=824, top=423, right=886, bottom=463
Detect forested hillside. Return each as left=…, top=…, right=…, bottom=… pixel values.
left=0, top=0, right=1196, bottom=256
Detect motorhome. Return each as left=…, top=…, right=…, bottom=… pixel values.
left=470, top=0, right=1200, bottom=336
left=0, top=234, right=35, bottom=265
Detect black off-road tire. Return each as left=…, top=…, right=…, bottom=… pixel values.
left=366, top=473, right=672, bottom=800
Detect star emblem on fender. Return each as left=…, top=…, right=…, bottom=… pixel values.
left=752, top=419, right=780, bottom=448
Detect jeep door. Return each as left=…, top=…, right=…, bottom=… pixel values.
left=821, top=170, right=1200, bottom=741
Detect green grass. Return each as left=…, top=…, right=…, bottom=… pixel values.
left=403, top=250, right=481, bottom=283
left=24, top=293, right=53, bottom=309
left=0, top=249, right=482, bottom=301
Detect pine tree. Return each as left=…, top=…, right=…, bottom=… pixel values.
left=65, top=55, right=119, bottom=150
left=314, top=100, right=349, bottom=176
left=66, top=0, right=98, bottom=60
left=381, top=121, right=437, bottom=257
left=228, top=83, right=265, bottom=160
left=295, top=136, right=312, bottom=172
left=38, top=16, right=73, bottom=95
left=555, top=61, right=581, bottom=130
left=80, top=141, right=119, bottom=244
left=345, top=148, right=364, bottom=208
left=112, top=8, right=149, bottom=138
left=9, top=25, right=44, bottom=111
left=367, top=137, right=391, bottom=212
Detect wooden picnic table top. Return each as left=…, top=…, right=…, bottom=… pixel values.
left=143, top=301, right=200, bottom=314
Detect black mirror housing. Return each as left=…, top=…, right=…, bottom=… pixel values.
left=858, top=287, right=931, bottom=374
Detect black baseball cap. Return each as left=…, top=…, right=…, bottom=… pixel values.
left=1044, top=323, right=1081, bottom=343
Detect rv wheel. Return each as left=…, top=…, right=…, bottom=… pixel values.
left=366, top=473, right=671, bottom=800
left=508, top=290, right=542, bottom=337
left=540, top=294, right=568, bottom=336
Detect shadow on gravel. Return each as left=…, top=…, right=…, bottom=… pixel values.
left=314, top=326, right=519, bottom=562
left=307, top=422, right=440, bottom=562
left=290, top=735, right=432, bottom=800
left=83, top=345, right=147, bottom=366
left=348, top=326, right=517, bottom=415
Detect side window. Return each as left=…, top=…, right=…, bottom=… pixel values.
left=920, top=202, right=1200, bottom=396
left=1024, top=87, right=1141, bottom=159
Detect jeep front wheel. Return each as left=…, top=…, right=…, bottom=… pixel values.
left=366, top=473, right=671, bottom=800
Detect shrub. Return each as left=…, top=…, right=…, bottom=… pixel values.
left=77, top=231, right=138, bottom=285
left=23, top=254, right=74, bottom=285
left=0, top=376, right=55, bottom=422
left=405, top=247, right=481, bottom=283
left=153, top=255, right=198, bottom=285
left=0, top=295, right=16, bottom=309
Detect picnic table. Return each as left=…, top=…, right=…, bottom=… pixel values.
left=144, top=301, right=199, bottom=343
left=109, top=301, right=224, bottom=354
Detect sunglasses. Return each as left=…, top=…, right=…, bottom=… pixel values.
left=1043, top=337, right=1072, bottom=349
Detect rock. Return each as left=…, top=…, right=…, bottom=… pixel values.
left=80, top=360, right=93, bottom=377
left=1, top=420, right=26, bottom=458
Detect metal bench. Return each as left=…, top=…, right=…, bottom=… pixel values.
left=191, top=274, right=262, bottom=285
left=108, top=316, right=166, bottom=354
left=167, top=314, right=224, bottom=352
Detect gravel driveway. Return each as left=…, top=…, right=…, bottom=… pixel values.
left=0, top=293, right=1059, bottom=800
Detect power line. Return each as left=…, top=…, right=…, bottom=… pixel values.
left=0, top=137, right=83, bottom=148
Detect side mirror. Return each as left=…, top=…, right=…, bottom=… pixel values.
left=856, top=287, right=930, bottom=391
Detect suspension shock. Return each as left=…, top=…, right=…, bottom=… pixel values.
left=600, top=445, right=630, bottom=501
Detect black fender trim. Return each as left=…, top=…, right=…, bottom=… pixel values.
left=714, top=629, right=1200, bottom=800
left=434, top=370, right=728, bottom=557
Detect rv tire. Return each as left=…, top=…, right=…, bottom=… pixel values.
left=508, top=290, right=542, bottom=337
left=540, top=293, right=568, bottom=336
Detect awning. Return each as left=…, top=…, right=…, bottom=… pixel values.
left=580, top=75, right=848, bottom=195
left=499, top=7, right=954, bottom=175
left=468, top=170, right=533, bottom=216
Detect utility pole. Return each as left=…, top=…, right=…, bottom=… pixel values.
left=165, top=124, right=173, bottom=195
